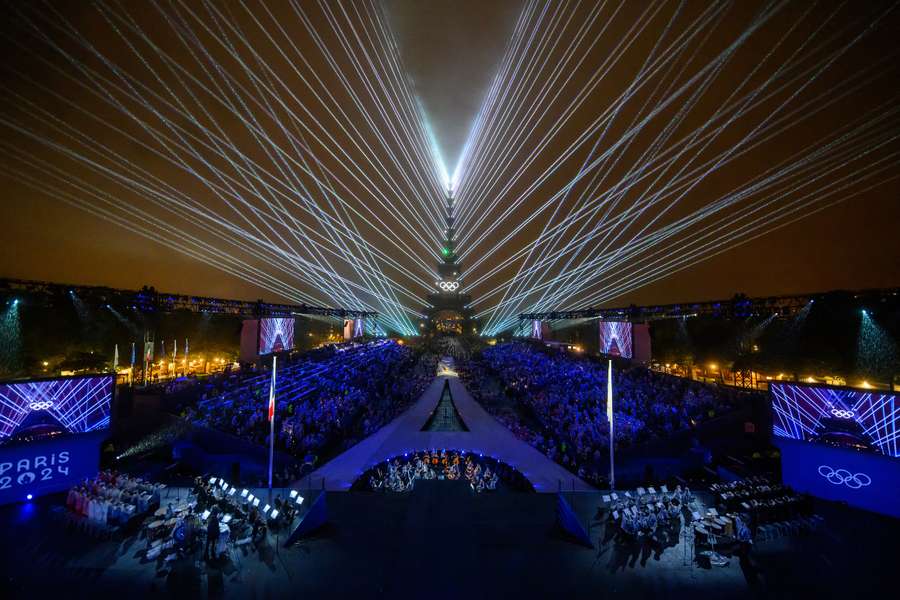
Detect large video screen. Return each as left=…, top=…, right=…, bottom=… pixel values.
left=0, top=374, right=113, bottom=446
left=771, top=382, right=898, bottom=458
left=599, top=321, right=633, bottom=359
left=259, top=317, right=294, bottom=355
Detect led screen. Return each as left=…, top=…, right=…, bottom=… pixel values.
left=771, top=382, right=898, bottom=458
left=0, top=374, right=113, bottom=446
left=259, top=317, right=294, bottom=354
left=598, top=321, right=633, bottom=359
left=777, top=437, right=900, bottom=519
left=0, top=431, right=104, bottom=505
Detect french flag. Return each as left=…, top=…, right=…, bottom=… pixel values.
left=268, top=355, right=277, bottom=422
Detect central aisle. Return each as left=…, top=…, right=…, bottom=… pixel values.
left=307, top=373, right=593, bottom=492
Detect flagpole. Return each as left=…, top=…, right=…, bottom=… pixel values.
left=607, top=359, right=615, bottom=490
left=268, top=354, right=277, bottom=495
left=142, top=333, right=149, bottom=386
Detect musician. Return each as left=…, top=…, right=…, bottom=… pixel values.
left=250, top=508, right=268, bottom=545
left=621, top=513, right=637, bottom=538
left=668, top=501, right=681, bottom=521
left=204, top=508, right=221, bottom=561
left=656, top=506, right=668, bottom=525
left=465, top=461, right=475, bottom=481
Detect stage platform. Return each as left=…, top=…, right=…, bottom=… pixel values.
left=3, top=483, right=898, bottom=598
left=306, top=374, right=593, bottom=493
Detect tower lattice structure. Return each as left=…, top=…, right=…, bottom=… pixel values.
left=424, top=188, right=472, bottom=333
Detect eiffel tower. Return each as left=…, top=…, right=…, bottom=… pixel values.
left=424, top=187, right=473, bottom=334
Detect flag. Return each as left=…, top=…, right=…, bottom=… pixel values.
left=268, top=355, right=277, bottom=422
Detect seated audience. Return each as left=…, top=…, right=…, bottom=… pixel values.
left=461, top=342, right=756, bottom=486
left=183, top=341, right=436, bottom=470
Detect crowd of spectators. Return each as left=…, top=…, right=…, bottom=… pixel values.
left=462, top=342, right=754, bottom=485
left=183, top=341, right=435, bottom=466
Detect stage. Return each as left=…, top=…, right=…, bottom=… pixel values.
left=305, top=374, right=594, bottom=492
left=2, top=483, right=897, bottom=599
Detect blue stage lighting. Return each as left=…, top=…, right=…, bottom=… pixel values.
left=26, top=494, right=33, bottom=501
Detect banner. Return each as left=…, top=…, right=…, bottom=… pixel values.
left=0, top=431, right=105, bottom=505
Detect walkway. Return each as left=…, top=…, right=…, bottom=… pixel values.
left=422, top=379, right=469, bottom=431
left=306, top=373, right=593, bottom=493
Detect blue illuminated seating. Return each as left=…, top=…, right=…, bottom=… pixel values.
left=468, top=342, right=751, bottom=484
left=184, top=341, right=433, bottom=470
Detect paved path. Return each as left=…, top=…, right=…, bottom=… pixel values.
left=307, top=374, right=593, bottom=493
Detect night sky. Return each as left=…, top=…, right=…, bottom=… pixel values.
left=0, top=0, right=898, bottom=334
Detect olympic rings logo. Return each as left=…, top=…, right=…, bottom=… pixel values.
left=438, top=281, right=459, bottom=292
left=28, top=401, right=54, bottom=411
left=817, top=465, right=871, bottom=489
left=830, top=408, right=854, bottom=419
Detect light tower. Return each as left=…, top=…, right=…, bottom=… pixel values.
left=424, top=186, right=473, bottom=334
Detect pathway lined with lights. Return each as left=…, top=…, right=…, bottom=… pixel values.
left=305, top=372, right=592, bottom=493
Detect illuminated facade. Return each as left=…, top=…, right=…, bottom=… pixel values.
left=424, top=189, right=473, bottom=334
